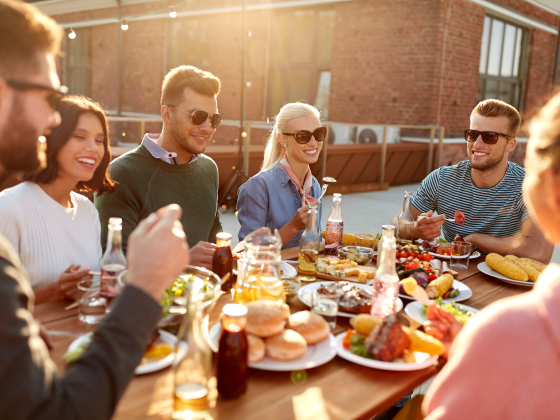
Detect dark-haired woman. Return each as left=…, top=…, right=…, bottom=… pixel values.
left=0, top=96, right=115, bottom=304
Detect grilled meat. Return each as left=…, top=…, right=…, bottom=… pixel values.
left=364, top=314, right=410, bottom=361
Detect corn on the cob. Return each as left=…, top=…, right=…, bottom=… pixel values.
left=486, top=253, right=528, bottom=281
left=511, top=259, right=540, bottom=282
left=349, top=314, right=381, bottom=336
left=320, top=232, right=357, bottom=245
left=520, top=258, right=546, bottom=273
left=426, top=274, right=454, bottom=299
left=505, top=255, right=519, bottom=261
left=407, top=330, right=444, bottom=356
left=356, top=235, right=374, bottom=248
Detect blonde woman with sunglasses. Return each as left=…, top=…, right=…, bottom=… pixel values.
left=237, top=103, right=325, bottom=248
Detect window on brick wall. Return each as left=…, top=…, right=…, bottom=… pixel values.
left=478, top=16, right=527, bottom=110
left=268, top=9, right=335, bottom=119
left=167, top=19, right=210, bottom=70
left=65, top=28, right=92, bottom=97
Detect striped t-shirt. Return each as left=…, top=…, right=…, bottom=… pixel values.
left=411, top=160, right=530, bottom=242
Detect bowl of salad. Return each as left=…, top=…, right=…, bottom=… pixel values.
left=119, top=266, right=224, bottom=333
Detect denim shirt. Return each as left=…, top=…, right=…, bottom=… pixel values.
left=237, top=162, right=323, bottom=249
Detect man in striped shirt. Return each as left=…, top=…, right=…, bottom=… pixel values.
left=393, top=99, right=553, bottom=262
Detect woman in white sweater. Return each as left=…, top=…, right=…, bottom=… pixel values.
left=0, top=96, right=115, bottom=304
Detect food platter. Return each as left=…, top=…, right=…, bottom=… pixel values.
left=67, top=330, right=177, bottom=375
left=404, top=301, right=479, bottom=324
left=233, top=261, right=297, bottom=279
left=398, top=280, right=472, bottom=303
left=428, top=251, right=481, bottom=260
left=298, top=281, right=403, bottom=317
left=208, top=323, right=337, bottom=371
left=335, top=332, right=438, bottom=371
left=477, top=262, right=534, bottom=287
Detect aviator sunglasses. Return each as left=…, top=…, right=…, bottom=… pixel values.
left=7, top=80, right=68, bottom=111
left=168, top=105, right=222, bottom=129
left=464, top=129, right=513, bottom=145
left=282, top=127, right=327, bottom=144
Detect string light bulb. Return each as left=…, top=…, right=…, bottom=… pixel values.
left=169, top=7, right=177, bottom=18
left=68, top=28, right=76, bottom=39
left=121, top=20, right=128, bottom=31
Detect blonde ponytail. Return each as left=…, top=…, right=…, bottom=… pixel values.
left=261, top=102, right=321, bottom=172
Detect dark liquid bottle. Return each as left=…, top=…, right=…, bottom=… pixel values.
left=212, top=232, right=234, bottom=291
left=217, top=304, right=248, bottom=399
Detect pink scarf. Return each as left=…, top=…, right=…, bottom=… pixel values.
left=279, top=155, right=318, bottom=206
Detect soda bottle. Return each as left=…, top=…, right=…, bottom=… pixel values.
left=101, top=217, right=127, bottom=308
left=324, top=193, right=343, bottom=256
left=371, top=225, right=399, bottom=318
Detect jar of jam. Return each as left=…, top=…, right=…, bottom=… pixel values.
left=212, top=232, right=234, bottom=292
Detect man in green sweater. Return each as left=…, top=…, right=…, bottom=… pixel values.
left=95, top=66, right=223, bottom=269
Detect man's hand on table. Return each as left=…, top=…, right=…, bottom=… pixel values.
left=127, top=205, right=190, bottom=302
left=414, top=211, right=446, bottom=241
left=189, top=241, right=217, bottom=270
left=424, top=304, right=463, bottom=359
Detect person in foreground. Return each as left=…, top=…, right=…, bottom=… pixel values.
left=391, top=99, right=552, bottom=262
left=237, top=102, right=324, bottom=249
left=0, top=2, right=189, bottom=418
left=422, top=91, right=560, bottom=419
left=95, top=65, right=222, bottom=269
left=0, top=96, right=114, bottom=304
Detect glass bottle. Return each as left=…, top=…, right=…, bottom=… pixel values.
left=297, top=203, right=320, bottom=282
left=234, top=227, right=285, bottom=304
left=212, top=232, right=234, bottom=292
left=172, top=279, right=212, bottom=420
left=397, top=191, right=414, bottom=245
left=101, top=217, right=127, bottom=308
left=324, top=193, right=343, bottom=256
left=371, top=225, right=399, bottom=318
left=217, top=304, right=248, bottom=399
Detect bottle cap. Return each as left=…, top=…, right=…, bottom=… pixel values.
left=333, top=193, right=341, bottom=197
left=216, top=232, right=232, bottom=240
left=382, top=224, right=396, bottom=231
left=222, top=304, right=247, bottom=318
left=109, top=217, right=122, bottom=226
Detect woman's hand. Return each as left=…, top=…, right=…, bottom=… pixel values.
left=290, top=205, right=310, bottom=232
left=57, top=264, right=91, bottom=300
left=423, top=304, right=463, bottom=358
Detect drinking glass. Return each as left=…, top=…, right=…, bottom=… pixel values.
left=312, top=290, right=340, bottom=329
left=450, top=241, right=472, bottom=270
left=282, top=277, right=301, bottom=301
left=78, top=277, right=107, bottom=324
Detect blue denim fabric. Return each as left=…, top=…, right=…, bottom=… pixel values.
left=237, top=162, right=322, bottom=249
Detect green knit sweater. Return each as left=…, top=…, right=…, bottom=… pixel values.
left=94, top=145, right=222, bottom=253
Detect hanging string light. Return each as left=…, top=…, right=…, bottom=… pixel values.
left=169, top=7, right=177, bottom=18
left=68, top=28, right=76, bottom=39
left=121, top=20, right=128, bottom=31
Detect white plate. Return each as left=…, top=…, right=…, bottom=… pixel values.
left=233, top=261, right=297, bottom=279
left=398, top=280, right=472, bottom=303
left=477, top=262, right=535, bottom=287
left=428, top=251, right=481, bottom=260
left=404, top=300, right=479, bottom=324
left=297, top=281, right=403, bottom=317
left=67, top=330, right=177, bottom=375
left=335, top=332, right=438, bottom=371
left=208, top=323, right=337, bottom=371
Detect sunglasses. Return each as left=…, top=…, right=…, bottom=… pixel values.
left=282, top=127, right=327, bottom=144
left=169, top=105, right=222, bottom=129
left=7, top=80, right=68, bottom=111
left=464, top=129, right=513, bottom=145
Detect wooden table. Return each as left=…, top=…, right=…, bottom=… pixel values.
left=37, top=248, right=530, bottom=420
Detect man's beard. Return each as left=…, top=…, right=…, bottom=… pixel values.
left=0, top=95, right=44, bottom=172
left=469, top=143, right=508, bottom=172
left=170, top=122, right=209, bottom=156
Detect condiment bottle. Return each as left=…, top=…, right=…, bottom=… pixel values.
left=212, top=232, right=234, bottom=292
left=101, top=217, right=127, bottom=308
left=217, top=304, right=248, bottom=399
left=397, top=191, right=414, bottom=244
left=324, top=193, right=343, bottom=256
left=297, top=203, right=320, bottom=282
left=371, top=225, right=399, bottom=318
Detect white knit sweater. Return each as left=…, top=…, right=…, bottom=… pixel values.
left=0, top=182, right=102, bottom=288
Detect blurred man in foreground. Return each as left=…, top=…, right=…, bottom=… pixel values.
left=0, top=1, right=188, bottom=418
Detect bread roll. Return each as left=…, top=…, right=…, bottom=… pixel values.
left=265, top=330, right=307, bottom=361
left=286, top=311, right=330, bottom=344
left=245, top=300, right=290, bottom=338
left=247, top=334, right=265, bottom=363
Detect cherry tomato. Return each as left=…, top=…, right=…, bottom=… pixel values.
left=395, top=251, right=401, bottom=259
left=428, top=273, right=438, bottom=280
left=436, top=249, right=444, bottom=255
left=423, top=254, right=433, bottom=262
left=400, top=251, right=408, bottom=258
left=446, top=248, right=453, bottom=256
